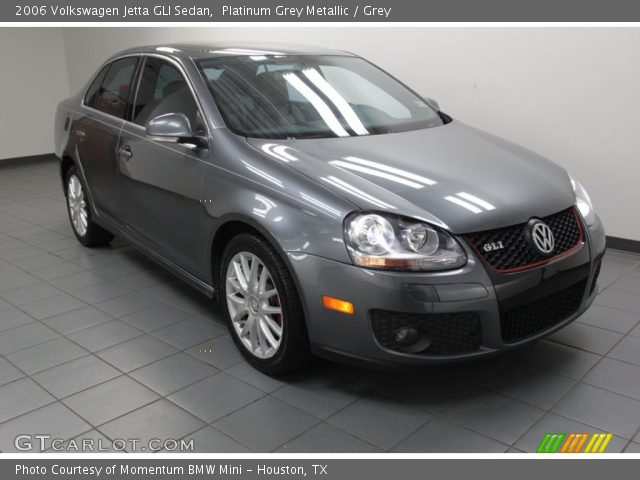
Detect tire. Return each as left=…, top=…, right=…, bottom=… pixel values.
left=220, top=233, right=312, bottom=375
left=65, top=165, right=114, bottom=247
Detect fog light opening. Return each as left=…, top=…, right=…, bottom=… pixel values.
left=392, top=327, right=432, bottom=353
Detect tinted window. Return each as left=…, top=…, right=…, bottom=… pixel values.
left=133, top=57, right=202, bottom=131
left=85, top=57, right=138, bottom=119
left=84, top=65, right=109, bottom=107
left=197, top=55, right=442, bottom=139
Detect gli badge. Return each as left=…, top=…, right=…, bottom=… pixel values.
left=483, top=241, right=505, bottom=252
left=529, top=220, right=555, bottom=255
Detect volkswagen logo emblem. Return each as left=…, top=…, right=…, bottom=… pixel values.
left=530, top=221, right=555, bottom=255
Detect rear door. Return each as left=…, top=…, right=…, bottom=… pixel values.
left=117, top=55, right=209, bottom=279
left=75, top=56, right=139, bottom=218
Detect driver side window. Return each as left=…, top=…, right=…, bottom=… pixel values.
left=133, top=57, right=203, bottom=132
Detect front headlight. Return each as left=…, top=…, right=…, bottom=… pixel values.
left=344, top=212, right=467, bottom=271
left=569, top=174, right=596, bottom=226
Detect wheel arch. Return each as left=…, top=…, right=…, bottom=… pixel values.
left=209, top=216, right=311, bottom=323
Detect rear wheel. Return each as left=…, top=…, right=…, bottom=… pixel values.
left=65, top=165, right=113, bottom=247
left=221, top=233, right=311, bottom=375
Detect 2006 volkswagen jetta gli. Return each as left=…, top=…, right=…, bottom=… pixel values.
left=54, top=43, right=606, bottom=374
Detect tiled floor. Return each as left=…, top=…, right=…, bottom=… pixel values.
left=1, top=157, right=640, bottom=453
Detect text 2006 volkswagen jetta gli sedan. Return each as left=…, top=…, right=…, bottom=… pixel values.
left=54, top=43, right=605, bottom=374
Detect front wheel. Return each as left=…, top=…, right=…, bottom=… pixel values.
left=220, top=233, right=311, bottom=376
left=65, top=165, right=114, bottom=247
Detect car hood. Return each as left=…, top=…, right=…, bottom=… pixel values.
left=246, top=121, right=575, bottom=234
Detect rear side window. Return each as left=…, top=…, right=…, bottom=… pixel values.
left=84, top=57, right=138, bottom=119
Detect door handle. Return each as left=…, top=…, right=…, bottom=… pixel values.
left=75, top=129, right=86, bottom=141
left=118, top=146, right=133, bottom=160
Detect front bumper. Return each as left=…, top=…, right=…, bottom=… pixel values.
left=288, top=214, right=606, bottom=367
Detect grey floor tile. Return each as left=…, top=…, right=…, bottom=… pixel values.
left=631, top=322, right=640, bottom=338
left=182, top=426, right=250, bottom=453
left=33, top=355, right=120, bottom=398
left=72, top=281, right=131, bottom=304
left=120, top=303, right=192, bottom=332
left=393, top=418, right=508, bottom=453
left=596, top=289, right=640, bottom=315
left=94, top=292, right=158, bottom=318
left=1, top=282, right=61, bottom=306
left=20, top=293, right=87, bottom=320
left=607, top=336, right=640, bottom=367
left=272, top=375, right=367, bottom=419
left=0, top=378, right=55, bottom=423
left=42, top=306, right=113, bottom=335
left=30, top=261, right=85, bottom=281
left=0, top=402, right=91, bottom=452
left=624, top=442, right=640, bottom=453
left=187, top=335, right=244, bottom=370
left=11, top=253, right=65, bottom=272
left=54, top=270, right=108, bottom=292
left=63, top=375, right=160, bottom=427
left=68, top=319, right=143, bottom=352
left=278, top=422, right=382, bottom=453
left=169, top=372, right=265, bottom=423
left=552, top=383, right=640, bottom=439
left=100, top=399, right=205, bottom=448
left=577, top=304, right=640, bottom=334
left=517, top=340, right=601, bottom=380
left=609, top=275, right=640, bottom=295
left=0, top=271, right=41, bottom=293
left=0, top=322, right=59, bottom=355
left=129, top=353, right=218, bottom=396
left=214, top=396, right=319, bottom=452
left=0, top=307, right=35, bottom=332
left=97, top=335, right=178, bottom=372
left=327, top=396, right=432, bottom=450
left=153, top=318, right=226, bottom=352
left=514, top=411, right=627, bottom=453
left=483, top=362, right=576, bottom=410
left=442, top=389, right=545, bottom=445
left=226, top=362, right=287, bottom=393
left=6, top=337, right=88, bottom=375
left=117, top=269, right=173, bottom=291
left=0, top=357, right=24, bottom=386
left=0, top=297, right=11, bottom=311
left=547, top=322, right=623, bottom=355
left=583, top=357, right=640, bottom=400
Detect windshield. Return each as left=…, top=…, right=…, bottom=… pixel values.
left=197, top=55, right=443, bottom=139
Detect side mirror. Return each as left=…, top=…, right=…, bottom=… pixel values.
left=423, top=97, right=440, bottom=112
left=145, top=113, right=207, bottom=148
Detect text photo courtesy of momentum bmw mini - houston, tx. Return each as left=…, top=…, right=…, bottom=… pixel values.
left=1, top=1, right=640, bottom=477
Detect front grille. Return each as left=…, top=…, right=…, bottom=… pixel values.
left=370, top=310, right=481, bottom=355
left=465, top=207, right=583, bottom=272
left=500, top=278, right=587, bottom=343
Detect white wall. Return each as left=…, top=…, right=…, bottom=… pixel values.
left=58, top=28, right=640, bottom=241
left=0, top=28, right=69, bottom=160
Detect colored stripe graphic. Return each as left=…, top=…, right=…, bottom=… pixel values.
left=536, top=433, right=565, bottom=453
left=538, top=432, right=613, bottom=453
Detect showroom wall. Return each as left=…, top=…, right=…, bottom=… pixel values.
left=0, top=28, right=70, bottom=160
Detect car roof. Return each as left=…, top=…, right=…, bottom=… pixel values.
left=115, top=43, right=356, bottom=60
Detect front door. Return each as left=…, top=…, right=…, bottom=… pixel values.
left=118, top=55, right=209, bottom=280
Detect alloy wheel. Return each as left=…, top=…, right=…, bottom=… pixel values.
left=67, top=175, right=88, bottom=237
left=225, top=251, right=283, bottom=359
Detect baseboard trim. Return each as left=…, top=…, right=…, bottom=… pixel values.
left=0, top=153, right=57, bottom=167
left=607, top=236, right=640, bottom=254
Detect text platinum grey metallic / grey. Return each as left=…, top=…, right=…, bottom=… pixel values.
left=54, top=43, right=606, bottom=375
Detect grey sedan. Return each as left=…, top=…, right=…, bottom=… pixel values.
left=54, top=43, right=605, bottom=374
